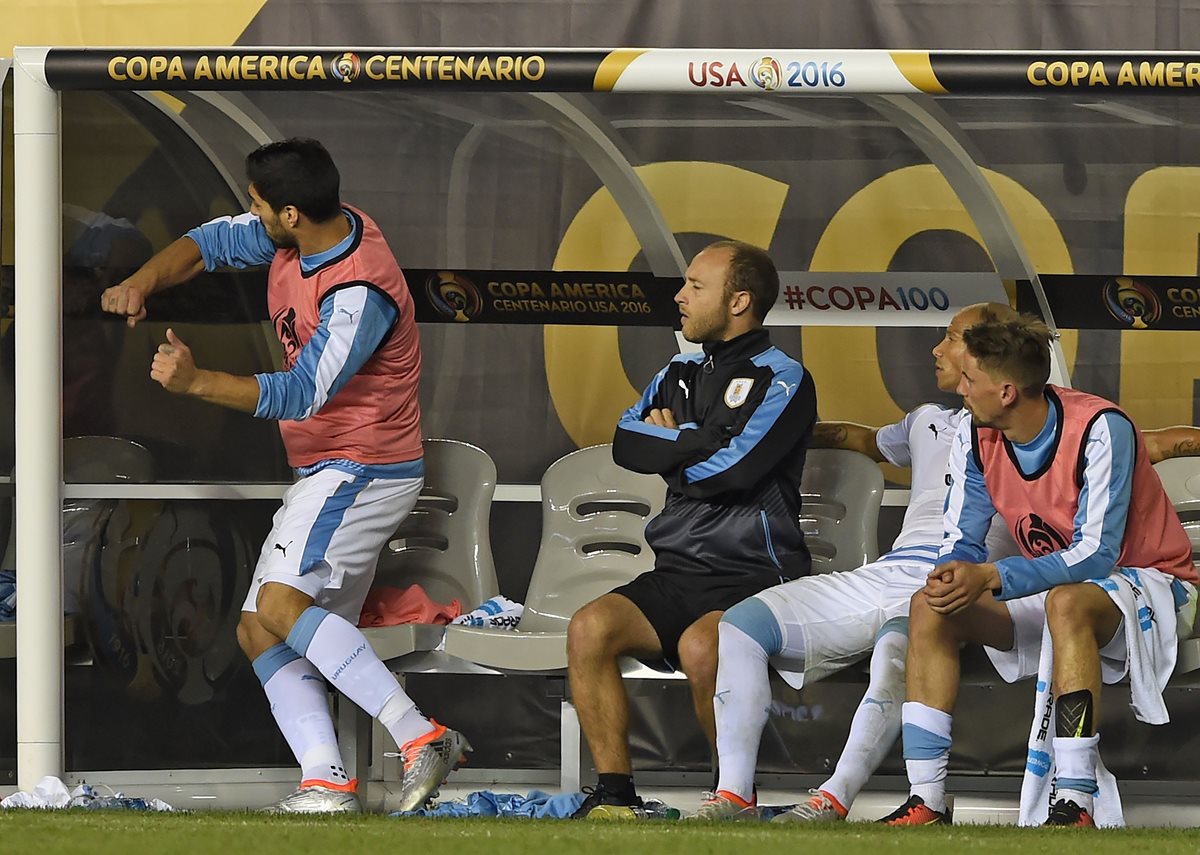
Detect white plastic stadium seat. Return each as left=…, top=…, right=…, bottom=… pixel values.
left=1153, top=457, right=1200, bottom=675
left=439, top=442, right=662, bottom=794
left=799, top=448, right=884, bottom=573
left=340, top=438, right=500, bottom=788
left=359, top=438, right=501, bottom=661
left=443, top=443, right=663, bottom=672
left=442, top=443, right=885, bottom=791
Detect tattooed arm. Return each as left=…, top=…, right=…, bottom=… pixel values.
left=810, top=421, right=887, bottom=463
left=1142, top=426, right=1200, bottom=464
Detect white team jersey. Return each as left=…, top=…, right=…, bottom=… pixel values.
left=875, top=404, right=1015, bottom=557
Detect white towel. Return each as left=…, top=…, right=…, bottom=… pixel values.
left=1093, top=567, right=1184, bottom=725
left=1017, top=625, right=1123, bottom=827
left=449, top=595, right=524, bottom=629
left=1018, top=567, right=1187, bottom=826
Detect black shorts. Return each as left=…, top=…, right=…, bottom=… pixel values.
left=610, top=569, right=783, bottom=670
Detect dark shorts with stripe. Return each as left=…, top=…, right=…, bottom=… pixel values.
left=610, top=569, right=784, bottom=671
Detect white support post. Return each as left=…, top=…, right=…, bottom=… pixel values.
left=13, top=47, right=64, bottom=791
left=560, top=699, right=581, bottom=794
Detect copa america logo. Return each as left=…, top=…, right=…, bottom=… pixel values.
left=751, top=56, right=782, bottom=91
left=330, top=51, right=361, bottom=84
left=1016, top=512, right=1070, bottom=557
left=1103, top=276, right=1161, bottom=329
left=425, top=271, right=484, bottom=322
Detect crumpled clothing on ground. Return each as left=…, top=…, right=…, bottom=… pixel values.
left=394, top=789, right=584, bottom=819
left=0, top=775, right=173, bottom=811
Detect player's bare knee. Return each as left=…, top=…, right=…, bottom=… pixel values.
left=1047, top=583, right=1119, bottom=646
left=677, top=629, right=718, bottom=684
left=568, top=600, right=616, bottom=659
left=908, top=590, right=958, bottom=643
left=908, top=589, right=936, bottom=627
left=1044, top=584, right=1094, bottom=631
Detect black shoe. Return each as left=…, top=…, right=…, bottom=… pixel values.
left=571, top=784, right=644, bottom=820
left=1044, top=799, right=1095, bottom=827
left=878, top=794, right=951, bottom=825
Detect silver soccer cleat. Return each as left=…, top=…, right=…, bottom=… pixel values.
left=261, top=782, right=362, bottom=814
left=392, top=723, right=473, bottom=812
left=771, top=789, right=846, bottom=823
left=686, top=791, right=758, bottom=822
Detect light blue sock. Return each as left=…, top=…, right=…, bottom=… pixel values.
left=902, top=701, right=952, bottom=813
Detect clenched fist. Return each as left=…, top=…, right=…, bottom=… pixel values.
left=100, top=281, right=148, bottom=327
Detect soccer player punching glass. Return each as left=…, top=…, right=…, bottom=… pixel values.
left=101, top=138, right=468, bottom=814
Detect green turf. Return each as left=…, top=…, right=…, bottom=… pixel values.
left=1, top=812, right=1199, bottom=855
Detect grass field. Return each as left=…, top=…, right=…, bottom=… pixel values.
left=1, top=811, right=1199, bottom=855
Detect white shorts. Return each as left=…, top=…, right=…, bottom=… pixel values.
left=754, top=558, right=931, bottom=689
left=985, top=566, right=1188, bottom=684
left=241, top=466, right=423, bottom=623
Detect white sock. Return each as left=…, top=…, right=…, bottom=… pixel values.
left=287, top=606, right=429, bottom=747
left=902, top=701, right=952, bottom=813
left=820, top=623, right=907, bottom=808
left=378, top=687, right=434, bottom=748
left=713, top=621, right=775, bottom=801
left=1052, top=733, right=1100, bottom=814
left=254, top=644, right=350, bottom=786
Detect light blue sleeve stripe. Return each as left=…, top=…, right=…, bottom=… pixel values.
left=285, top=606, right=331, bottom=657
left=683, top=352, right=802, bottom=484
left=939, top=419, right=993, bottom=564
left=620, top=419, right=681, bottom=441
left=618, top=364, right=671, bottom=432
left=255, top=286, right=397, bottom=421
left=251, top=642, right=301, bottom=685
left=1076, top=412, right=1133, bottom=566
left=995, top=413, right=1133, bottom=600
left=617, top=352, right=706, bottom=436
left=298, top=476, right=371, bottom=577
left=185, top=212, right=277, bottom=271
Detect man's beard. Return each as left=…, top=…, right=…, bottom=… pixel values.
left=683, top=313, right=725, bottom=343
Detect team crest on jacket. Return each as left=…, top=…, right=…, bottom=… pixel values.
left=724, top=377, right=754, bottom=408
